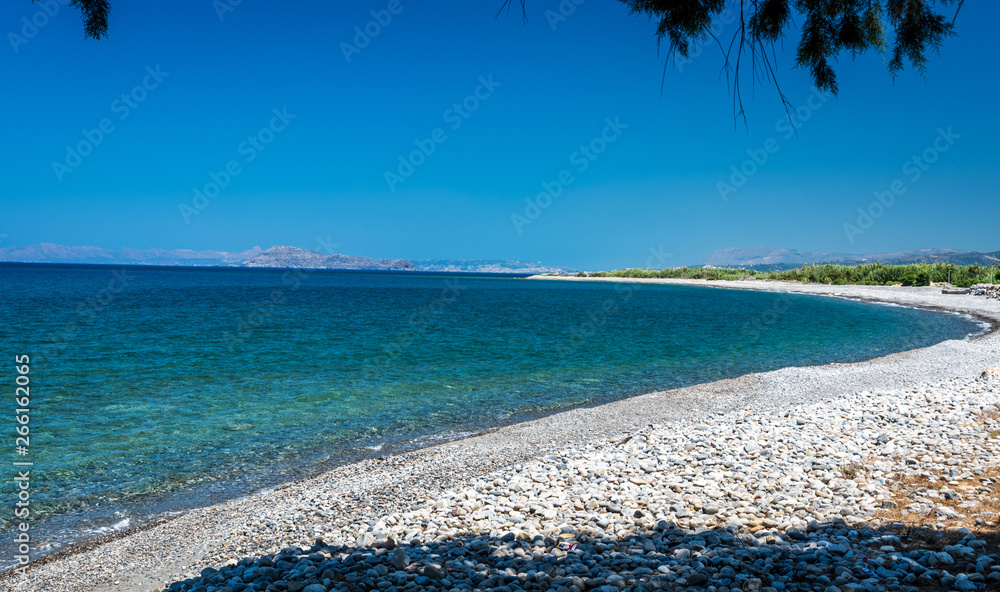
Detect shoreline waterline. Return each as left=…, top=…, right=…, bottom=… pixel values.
left=3, top=280, right=998, bottom=591
left=527, top=275, right=998, bottom=340
left=2, top=274, right=978, bottom=569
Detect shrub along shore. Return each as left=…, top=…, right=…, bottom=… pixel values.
left=579, top=263, right=1000, bottom=288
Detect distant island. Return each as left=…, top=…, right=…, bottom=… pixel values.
left=0, top=243, right=263, bottom=267
left=243, top=246, right=415, bottom=271
left=0, top=243, right=576, bottom=274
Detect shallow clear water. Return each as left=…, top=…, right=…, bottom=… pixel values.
left=0, top=264, right=981, bottom=563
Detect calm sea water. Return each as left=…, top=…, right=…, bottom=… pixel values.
left=0, top=264, right=983, bottom=564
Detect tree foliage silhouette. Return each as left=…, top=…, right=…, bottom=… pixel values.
left=48, top=0, right=110, bottom=39
left=57, top=0, right=964, bottom=125
left=618, top=0, right=961, bottom=93
left=499, top=0, right=964, bottom=125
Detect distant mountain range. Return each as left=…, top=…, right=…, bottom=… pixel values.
left=0, top=243, right=574, bottom=274
left=0, top=243, right=264, bottom=266
left=18, top=242, right=994, bottom=274
left=704, top=247, right=1000, bottom=269
left=239, top=249, right=576, bottom=273
left=243, top=246, right=414, bottom=271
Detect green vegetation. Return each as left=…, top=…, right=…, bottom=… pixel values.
left=583, top=262, right=999, bottom=288
left=589, top=267, right=755, bottom=281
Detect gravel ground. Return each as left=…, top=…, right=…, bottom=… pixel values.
left=2, top=280, right=998, bottom=592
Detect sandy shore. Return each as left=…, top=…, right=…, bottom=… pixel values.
left=3, top=279, right=999, bottom=592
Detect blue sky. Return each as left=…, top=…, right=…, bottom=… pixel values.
left=1, top=0, right=997, bottom=269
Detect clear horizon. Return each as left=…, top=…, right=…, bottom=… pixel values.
left=3, top=1, right=998, bottom=270
left=1, top=241, right=998, bottom=272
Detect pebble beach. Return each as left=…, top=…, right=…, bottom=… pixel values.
left=4, top=280, right=1000, bottom=592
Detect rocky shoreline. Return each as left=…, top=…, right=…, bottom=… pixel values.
left=971, top=284, right=1000, bottom=300
left=4, top=281, right=999, bottom=592
left=162, top=377, right=1000, bottom=592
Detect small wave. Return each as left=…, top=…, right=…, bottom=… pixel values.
left=160, top=510, right=185, bottom=519
left=943, top=311, right=992, bottom=340
left=966, top=317, right=993, bottom=339
left=410, top=430, right=478, bottom=445
left=864, top=300, right=990, bottom=341
left=83, top=517, right=131, bottom=537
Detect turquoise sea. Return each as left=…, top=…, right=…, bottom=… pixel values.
left=0, top=264, right=983, bottom=566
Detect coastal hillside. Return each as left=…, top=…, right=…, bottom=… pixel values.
left=242, top=246, right=415, bottom=270
left=706, top=247, right=1000, bottom=269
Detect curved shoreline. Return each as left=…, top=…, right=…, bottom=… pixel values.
left=4, top=280, right=979, bottom=568
left=529, top=275, right=998, bottom=334
left=1, top=281, right=983, bottom=566
left=5, top=280, right=999, bottom=592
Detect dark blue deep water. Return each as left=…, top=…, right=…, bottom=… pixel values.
left=0, top=264, right=982, bottom=563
